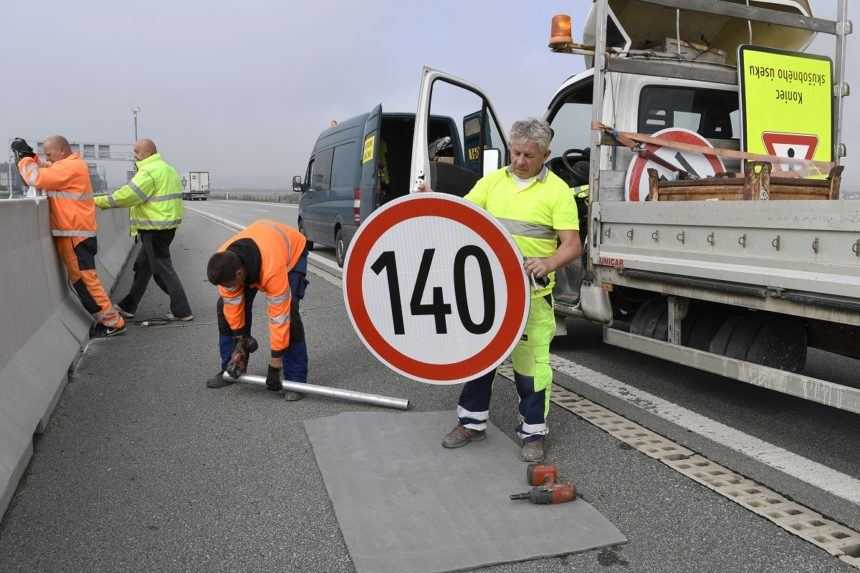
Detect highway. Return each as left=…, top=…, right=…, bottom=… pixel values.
left=0, top=198, right=857, bottom=572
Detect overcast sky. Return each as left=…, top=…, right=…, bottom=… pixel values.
left=1, top=0, right=855, bottom=191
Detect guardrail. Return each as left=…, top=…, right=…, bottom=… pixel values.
left=207, top=190, right=300, bottom=204
left=0, top=198, right=133, bottom=521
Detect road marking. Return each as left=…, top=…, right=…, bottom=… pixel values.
left=545, top=353, right=860, bottom=507
left=184, top=206, right=341, bottom=287
left=189, top=202, right=860, bottom=508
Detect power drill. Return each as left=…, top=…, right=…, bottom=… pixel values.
left=511, top=463, right=577, bottom=505
left=225, top=335, right=258, bottom=379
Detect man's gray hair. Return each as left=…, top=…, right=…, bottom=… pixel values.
left=509, top=118, right=553, bottom=152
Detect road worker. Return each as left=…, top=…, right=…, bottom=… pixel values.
left=13, top=136, right=126, bottom=337
left=206, top=219, right=309, bottom=400
left=94, top=139, right=192, bottom=322
left=420, top=118, right=582, bottom=462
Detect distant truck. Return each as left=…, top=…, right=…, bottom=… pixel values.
left=182, top=171, right=210, bottom=200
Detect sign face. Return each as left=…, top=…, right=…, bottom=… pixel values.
left=624, top=128, right=725, bottom=201
left=739, top=45, right=833, bottom=174
left=362, top=134, right=375, bottom=164
left=343, top=193, right=529, bottom=385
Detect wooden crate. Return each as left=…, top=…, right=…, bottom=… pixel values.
left=647, top=162, right=843, bottom=201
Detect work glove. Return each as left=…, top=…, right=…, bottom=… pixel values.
left=11, top=138, right=35, bottom=160
left=265, top=365, right=283, bottom=392
left=225, top=335, right=258, bottom=379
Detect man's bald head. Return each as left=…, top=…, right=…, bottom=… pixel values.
left=133, top=139, right=157, bottom=161
left=43, top=136, right=72, bottom=162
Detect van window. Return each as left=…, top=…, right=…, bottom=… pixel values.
left=311, top=148, right=333, bottom=192
left=638, top=86, right=739, bottom=140
left=331, top=142, right=358, bottom=189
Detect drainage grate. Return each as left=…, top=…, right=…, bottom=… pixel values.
left=496, top=362, right=860, bottom=570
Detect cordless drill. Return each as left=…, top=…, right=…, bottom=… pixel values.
left=511, top=463, right=577, bottom=505
left=225, top=335, right=258, bottom=379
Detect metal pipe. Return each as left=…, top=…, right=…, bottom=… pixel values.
left=224, top=373, right=411, bottom=410
left=834, top=0, right=849, bottom=164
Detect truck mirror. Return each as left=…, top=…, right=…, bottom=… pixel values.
left=482, top=148, right=501, bottom=176
left=292, top=175, right=304, bottom=193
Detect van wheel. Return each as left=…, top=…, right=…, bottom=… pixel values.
left=298, top=219, right=314, bottom=251
left=335, top=229, right=346, bottom=268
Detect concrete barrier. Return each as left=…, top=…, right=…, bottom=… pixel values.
left=0, top=198, right=133, bottom=522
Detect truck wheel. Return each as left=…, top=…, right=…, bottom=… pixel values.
left=682, top=308, right=725, bottom=351
left=630, top=298, right=667, bottom=341
left=725, top=315, right=767, bottom=361
left=335, top=229, right=346, bottom=268
left=747, top=318, right=807, bottom=372
left=298, top=219, right=314, bottom=251
left=708, top=315, right=745, bottom=356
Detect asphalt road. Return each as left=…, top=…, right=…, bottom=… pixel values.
left=0, top=199, right=857, bottom=572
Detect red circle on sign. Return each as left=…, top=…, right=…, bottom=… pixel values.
left=626, top=128, right=725, bottom=201
left=344, top=194, right=528, bottom=384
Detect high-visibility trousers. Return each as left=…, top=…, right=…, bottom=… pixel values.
left=457, top=294, right=555, bottom=441
left=54, top=236, right=124, bottom=329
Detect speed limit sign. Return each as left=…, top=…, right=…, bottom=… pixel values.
left=343, top=193, right=529, bottom=385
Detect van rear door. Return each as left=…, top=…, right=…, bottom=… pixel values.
left=359, top=104, right=383, bottom=221
left=409, top=66, right=508, bottom=194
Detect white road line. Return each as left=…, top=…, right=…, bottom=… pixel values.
left=548, top=355, right=860, bottom=506
left=187, top=203, right=860, bottom=507
left=185, top=206, right=340, bottom=287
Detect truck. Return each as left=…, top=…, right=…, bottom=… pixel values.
left=182, top=171, right=210, bottom=200
left=406, top=0, right=859, bottom=414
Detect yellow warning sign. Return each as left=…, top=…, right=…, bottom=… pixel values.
left=362, top=134, right=375, bottom=164
left=739, top=46, right=833, bottom=175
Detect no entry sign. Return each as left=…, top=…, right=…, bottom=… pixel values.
left=343, top=193, right=529, bottom=385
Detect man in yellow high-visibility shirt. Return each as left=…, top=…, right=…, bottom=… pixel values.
left=422, top=118, right=581, bottom=462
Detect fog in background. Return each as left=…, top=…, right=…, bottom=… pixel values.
left=0, top=0, right=855, bottom=191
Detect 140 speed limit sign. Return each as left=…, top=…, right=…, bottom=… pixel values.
left=343, top=193, right=529, bottom=385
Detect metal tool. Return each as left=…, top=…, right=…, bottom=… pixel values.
left=224, top=373, right=411, bottom=410
left=510, top=482, right=577, bottom=505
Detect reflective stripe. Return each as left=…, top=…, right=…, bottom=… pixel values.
left=457, top=405, right=489, bottom=422
left=45, top=190, right=93, bottom=200
left=496, top=218, right=557, bottom=240
left=267, top=292, right=290, bottom=305
left=128, top=180, right=149, bottom=202
left=222, top=295, right=243, bottom=306
left=107, top=195, right=119, bottom=208
left=52, top=229, right=97, bottom=237
left=148, top=192, right=184, bottom=202
left=129, top=218, right=182, bottom=228
left=270, top=313, right=290, bottom=325
left=518, top=421, right=548, bottom=437
left=23, top=164, right=39, bottom=186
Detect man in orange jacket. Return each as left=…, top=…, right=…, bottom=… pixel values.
left=206, top=219, right=309, bottom=400
left=13, top=136, right=125, bottom=337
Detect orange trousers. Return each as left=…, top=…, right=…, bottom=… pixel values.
left=54, top=236, right=125, bottom=328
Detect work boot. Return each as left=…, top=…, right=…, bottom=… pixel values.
left=520, top=437, right=546, bottom=463
left=165, top=312, right=194, bottom=322
left=284, top=390, right=304, bottom=402
left=207, top=371, right=234, bottom=389
left=116, top=305, right=135, bottom=319
left=442, top=424, right=486, bottom=449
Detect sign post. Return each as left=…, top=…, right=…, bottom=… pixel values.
left=343, top=194, right=529, bottom=385
left=738, top=46, right=833, bottom=175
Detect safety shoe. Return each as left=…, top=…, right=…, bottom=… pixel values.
left=166, top=312, right=194, bottom=322
left=520, top=438, right=546, bottom=463
left=442, top=424, right=486, bottom=449
left=116, top=306, right=135, bottom=319
left=91, top=323, right=127, bottom=338
left=284, top=390, right=305, bottom=402
left=207, top=371, right=233, bottom=389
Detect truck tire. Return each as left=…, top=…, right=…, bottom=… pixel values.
left=725, top=315, right=767, bottom=361
left=335, top=228, right=346, bottom=268
left=747, top=318, right=807, bottom=372
left=708, top=315, right=745, bottom=356
left=682, top=308, right=725, bottom=351
left=630, top=298, right=667, bottom=341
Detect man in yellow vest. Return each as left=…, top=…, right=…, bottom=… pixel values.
left=95, top=139, right=192, bottom=321
left=422, top=118, right=582, bottom=462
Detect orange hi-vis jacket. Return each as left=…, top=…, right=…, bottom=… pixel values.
left=217, top=220, right=307, bottom=354
left=18, top=154, right=96, bottom=237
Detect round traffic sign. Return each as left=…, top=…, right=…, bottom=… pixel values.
left=343, top=193, right=529, bottom=385
left=624, top=128, right=725, bottom=201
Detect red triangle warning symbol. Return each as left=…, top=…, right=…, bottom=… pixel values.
left=761, top=132, right=818, bottom=172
